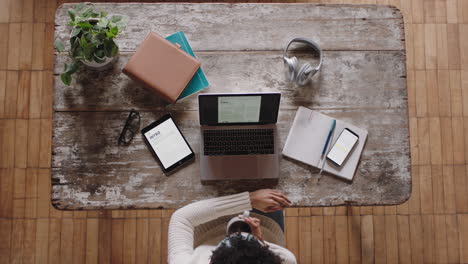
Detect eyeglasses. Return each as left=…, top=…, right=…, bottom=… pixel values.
left=118, top=109, right=141, bottom=145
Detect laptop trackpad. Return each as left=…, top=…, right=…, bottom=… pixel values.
left=202, top=155, right=278, bottom=180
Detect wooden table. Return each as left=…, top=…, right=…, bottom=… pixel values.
left=52, top=3, right=410, bottom=210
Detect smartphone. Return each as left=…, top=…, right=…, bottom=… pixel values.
left=141, top=114, right=194, bottom=174
left=326, top=128, right=359, bottom=167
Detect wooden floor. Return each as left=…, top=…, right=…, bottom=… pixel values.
left=1, top=0, right=468, bottom=263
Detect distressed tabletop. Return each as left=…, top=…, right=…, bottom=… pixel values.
left=52, top=3, right=410, bottom=210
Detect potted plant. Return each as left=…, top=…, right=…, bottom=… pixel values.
left=54, top=3, right=127, bottom=85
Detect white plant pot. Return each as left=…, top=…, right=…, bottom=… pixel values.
left=82, top=55, right=117, bottom=71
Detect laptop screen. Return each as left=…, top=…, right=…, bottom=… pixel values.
left=199, top=93, right=281, bottom=125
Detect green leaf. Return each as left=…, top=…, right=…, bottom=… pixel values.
left=80, top=35, right=88, bottom=46
left=96, top=17, right=108, bottom=28
left=82, top=7, right=93, bottom=18
left=111, top=43, right=118, bottom=57
left=76, top=21, right=93, bottom=29
left=106, top=31, right=115, bottom=38
left=111, top=15, right=122, bottom=23
left=65, top=61, right=80, bottom=74
left=61, top=73, right=72, bottom=85
left=110, top=26, right=118, bottom=36
left=100, top=11, right=107, bottom=17
left=68, top=9, right=76, bottom=21
left=73, top=3, right=86, bottom=12
left=54, top=39, right=65, bottom=52
left=70, top=27, right=81, bottom=38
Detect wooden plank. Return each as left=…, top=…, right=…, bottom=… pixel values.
left=429, top=117, right=442, bottom=165
left=29, top=71, right=43, bottom=119
left=22, top=0, right=34, bottom=22
left=39, top=119, right=51, bottom=168
left=111, top=219, right=124, bottom=264
left=19, top=23, right=33, bottom=70
left=34, top=0, right=46, bottom=22
left=0, top=120, right=15, bottom=169
left=10, top=219, right=25, bottom=264
left=310, top=216, right=324, bottom=264
left=407, top=70, right=416, bottom=117
left=0, top=169, right=13, bottom=218
left=348, top=215, right=361, bottom=264
left=438, top=71, right=451, bottom=117
left=415, top=71, right=428, bottom=118
left=72, top=219, right=86, bottom=264
left=396, top=215, right=411, bottom=264
left=424, top=0, right=436, bottom=23
left=460, top=25, right=468, bottom=70
left=32, top=23, right=46, bottom=70
left=53, top=51, right=407, bottom=112
left=458, top=215, right=468, bottom=263
left=298, top=217, right=312, bottom=264
left=409, top=215, right=424, bottom=264
left=98, top=218, right=111, bottom=264
left=85, top=219, right=99, bottom=264
left=0, top=219, right=12, bottom=264
left=434, top=215, right=449, bottom=264
left=405, top=23, right=414, bottom=70
left=55, top=4, right=404, bottom=52
left=48, top=218, right=61, bottom=264
left=323, top=216, right=336, bottom=264
left=14, top=119, right=28, bottom=168
left=13, top=168, right=26, bottom=218
left=373, top=215, right=386, bottom=264
left=40, top=71, right=53, bottom=118
left=7, top=23, right=21, bottom=70
left=43, top=25, right=54, bottom=70
left=148, top=218, right=162, bottom=264
left=361, top=215, right=374, bottom=264
left=36, top=168, right=49, bottom=218
left=384, top=215, right=398, bottom=264
left=123, top=218, right=137, bottom=264
left=427, top=71, right=440, bottom=117
left=16, top=71, right=30, bottom=119
left=135, top=218, right=149, bottom=264
left=436, top=25, right=449, bottom=70
left=5, top=70, right=18, bottom=118
left=452, top=116, right=465, bottom=164
left=447, top=24, right=461, bottom=70
left=27, top=119, right=40, bottom=168
left=60, top=218, right=73, bottom=264
left=0, top=0, right=10, bottom=23
left=464, top=71, right=468, bottom=117
left=413, top=24, right=425, bottom=70
left=425, top=24, right=437, bottom=70
left=335, top=215, right=349, bottom=264
left=446, top=215, right=461, bottom=264
left=454, top=165, right=468, bottom=213
left=23, top=219, right=36, bottom=264
left=431, top=165, right=445, bottom=214
left=35, top=219, right=49, bottom=264
left=160, top=218, right=169, bottom=264
left=450, top=71, right=462, bottom=116
left=419, top=165, right=434, bottom=214
left=443, top=165, right=457, bottom=214
left=285, top=217, right=299, bottom=259
left=0, top=71, right=6, bottom=117
left=409, top=117, right=419, bottom=165
left=25, top=168, right=38, bottom=218
left=298, top=207, right=310, bottom=216
left=447, top=0, right=459, bottom=23
left=422, top=215, right=435, bottom=263
left=323, top=207, right=335, bottom=216
left=0, top=25, right=8, bottom=70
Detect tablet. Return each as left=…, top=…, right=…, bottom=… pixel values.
left=141, top=114, right=194, bottom=174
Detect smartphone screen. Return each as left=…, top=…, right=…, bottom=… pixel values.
left=326, top=128, right=359, bottom=166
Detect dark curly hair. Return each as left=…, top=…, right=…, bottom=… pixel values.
left=210, top=233, right=283, bottom=264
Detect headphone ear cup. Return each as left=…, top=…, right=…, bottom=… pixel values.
left=296, top=63, right=313, bottom=86
left=284, top=56, right=298, bottom=82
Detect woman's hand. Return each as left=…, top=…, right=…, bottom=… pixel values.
left=243, top=216, right=265, bottom=243
left=249, top=189, right=292, bottom=213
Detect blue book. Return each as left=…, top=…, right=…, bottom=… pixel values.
left=165, top=32, right=209, bottom=101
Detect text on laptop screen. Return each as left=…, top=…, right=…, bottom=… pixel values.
left=218, top=96, right=261, bottom=123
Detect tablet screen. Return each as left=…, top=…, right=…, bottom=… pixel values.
left=143, top=118, right=192, bottom=169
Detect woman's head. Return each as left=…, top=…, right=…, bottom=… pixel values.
left=210, top=233, right=282, bottom=264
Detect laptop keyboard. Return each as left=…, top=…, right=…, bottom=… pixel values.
left=203, top=129, right=275, bottom=156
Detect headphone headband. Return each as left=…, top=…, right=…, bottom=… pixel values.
left=283, top=37, right=323, bottom=72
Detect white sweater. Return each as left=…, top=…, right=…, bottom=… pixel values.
left=168, top=192, right=297, bottom=264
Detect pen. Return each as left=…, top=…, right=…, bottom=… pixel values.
left=321, top=120, right=336, bottom=156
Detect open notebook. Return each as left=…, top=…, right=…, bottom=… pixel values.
left=282, top=107, right=368, bottom=181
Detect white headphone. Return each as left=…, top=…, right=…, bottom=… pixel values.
left=283, top=37, right=323, bottom=86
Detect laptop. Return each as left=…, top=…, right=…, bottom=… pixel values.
left=198, top=93, right=281, bottom=181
